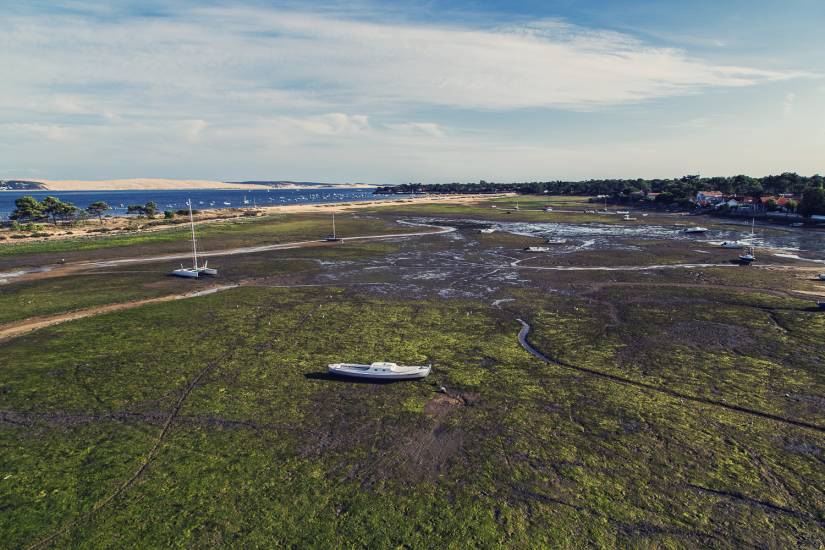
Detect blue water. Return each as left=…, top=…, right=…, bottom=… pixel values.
left=0, top=188, right=397, bottom=219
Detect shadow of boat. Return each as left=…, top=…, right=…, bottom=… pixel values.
left=303, top=372, right=416, bottom=384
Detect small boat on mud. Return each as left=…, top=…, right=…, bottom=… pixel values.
left=622, top=215, right=637, bottom=221
left=720, top=241, right=744, bottom=249
left=818, top=273, right=825, bottom=281
left=545, top=239, right=567, bottom=245
left=683, top=226, right=708, bottom=234
left=325, top=210, right=343, bottom=242
left=818, top=301, right=825, bottom=310
left=479, top=228, right=496, bottom=234
left=328, top=362, right=431, bottom=380
left=739, top=247, right=756, bottom=264
left=524, top=246, right=550, bottom=252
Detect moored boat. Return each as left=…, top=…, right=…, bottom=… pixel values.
left=524, top=246, right=550, bottom=252
left=171, top=199, right=218, bottom=278
left=739, top=247, right=756, bottom=264
left=682, top=226, right=708, bottom=233
left=479, top=227, right=496, bottom=234
left=328, top=362, right=431, bottom=380
left=720, top=241, right=744, bottom=249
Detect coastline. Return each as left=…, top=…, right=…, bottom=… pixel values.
left=0, top=194, right=507, bottom=245
left=1, top=178, right=377, bottom=191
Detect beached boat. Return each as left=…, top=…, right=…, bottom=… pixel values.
left=818, top=301, right=825, bottom=310
left=328, top=362, right=431, bottom=380
left=524, top=246, right=550, bottom=252
left=791, top=222, right=804, bottom=227
left=682, top=226, right=708, bottom=233
left=818, top=273, right=825, bottom=281
left=617, top=210, right=629, bottom=215
left=479, top=228, right=496, bottom=234
left=739, top=247, right=756, bottom=264
left=543, top=207, right=553, bottom=212
left=622, top=215, right=637, bottom=221
left=171, top=199, right=218, bottom=278
left=325, top=210, right=343, bottom=242
left=545, top=239, right=567, bottom=245
left=720, top=241, right=744, bottom=249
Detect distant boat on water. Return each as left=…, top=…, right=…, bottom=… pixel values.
left=328, top=362, right=431, bottom=380
left=171, top=199, right=218, bottom=279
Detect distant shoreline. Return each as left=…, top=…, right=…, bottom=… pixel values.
left=0, top=178, right=378, bottom=192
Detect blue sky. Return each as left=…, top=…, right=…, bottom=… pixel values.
left=1, top=0, right=823, bottom=183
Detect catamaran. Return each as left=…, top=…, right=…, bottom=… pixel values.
left=171, top=200, right=218, bottom=278
left=328, top=362, right=431, bottom=380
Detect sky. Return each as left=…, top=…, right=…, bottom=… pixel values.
left=1, top=0, right=824, bottom=184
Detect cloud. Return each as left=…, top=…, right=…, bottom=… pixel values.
left=386, top=122, right=445, bottom=138
left=782, top=92, right=796, bottom=114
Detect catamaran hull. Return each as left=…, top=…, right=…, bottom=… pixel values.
left=172, top=269, right=199, bottom=278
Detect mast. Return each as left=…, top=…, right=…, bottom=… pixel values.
left=332, top=210, right=336, bottom=239
left=188, top=199, right=198, bottom=269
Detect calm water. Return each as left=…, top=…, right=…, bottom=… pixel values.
left=0, top=188, right=400, bottom=220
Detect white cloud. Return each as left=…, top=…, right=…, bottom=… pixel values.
left=782, top=92, right=796, bottom=114
left=386, top=122, right=445, bottom=138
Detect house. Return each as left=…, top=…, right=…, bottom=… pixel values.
left=695, top=191, right=725, bottom=204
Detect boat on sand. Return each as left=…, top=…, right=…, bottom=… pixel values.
left=328, top=362, right=431, bottom=380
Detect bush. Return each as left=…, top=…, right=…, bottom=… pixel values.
left=164, top=210, right=174, bottom=219
left=175, top=209, right=200, bottom=216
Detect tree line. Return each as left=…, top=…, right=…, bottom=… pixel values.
left=8, top=196, right=163, bottom=225
left=376, top=173, right=825, bottom=216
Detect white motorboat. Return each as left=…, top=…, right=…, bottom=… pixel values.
left=739, top=247, right=756, bottom=264
left=818, top=273, right=825, bottom=281
left=720, top=241, right=744, bottom=249
left=479, top=228, right=496, bottom=234
left=171, top=199, right=218, bottom=278
left=617, top=210, right=629, bottom=215
left=622, top=215, right=637, bottom=221
left=543, top=207, right=553, bottom=212
left=328, top=362, right=431, bottom=380
left=524, top=246, right=550, bottom=252
left=546, top=239, right=567, bottom=245
left=683, top=226, right=708, bottom=233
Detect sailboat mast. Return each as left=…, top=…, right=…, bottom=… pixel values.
left=332, top=210, right=336, bottom=239
left=188, top=199, right=198, bottom=269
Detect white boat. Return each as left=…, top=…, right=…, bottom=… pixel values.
left=328, top=362, right=431, bottom=380
left=524, top=246, right=550, bottom=252
left=622, top=215, right=637, bottom=221
left=546, top=239, right=567, bottom=245
left=617, top=210, right=629, bottom=215
left=543, top=207, right=553, bottom=212
left=818, top=274, right=825, bottom=281
left=791, top=222, right=804, bottom=228
left=223, top=201, right=231, bottom=206
left=739, top=247, right=756, bottom=264
left=171, top=199, right=218, bottom=278
left=721, top=241, right=744, bottom=249
left=683, top=226, right=709, bottom=233
left=479, top=227, right=496, bottom=234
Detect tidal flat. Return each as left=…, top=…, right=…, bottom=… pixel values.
left=1, top=197, right=824, bottom=548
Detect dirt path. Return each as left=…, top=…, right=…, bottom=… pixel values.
left=0, top=221, right=457, bottom=285
left=515, top=319, right=825, bottom=434
left=0, top=286, right=238, bottom=343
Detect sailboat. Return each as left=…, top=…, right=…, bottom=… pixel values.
left=325, top=209, right=343, bottom=242
left=171, top=200, right=218, bottom=278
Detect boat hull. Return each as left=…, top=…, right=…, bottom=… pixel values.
left=328, top=363, right=431, bottom=380
left=172, top=269, right=199, bottom=278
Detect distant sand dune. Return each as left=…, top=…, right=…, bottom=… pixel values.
left=28, top=178, right=375, bottom=191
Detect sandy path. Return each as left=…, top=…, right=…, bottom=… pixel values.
left=0, top=221, right=458, bottom=284
left=0, top=286, right=239, bottom=343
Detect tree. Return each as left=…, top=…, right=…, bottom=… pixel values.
left=56, top=202, right=78, bottom=223
left=10, top=196, right=44, bottom=222
left=786, top=199, right=798, bottom=213
left=41, top=196, right=67, bottom=225
left=86, top=201, right=110, bottom=224
left=144, top=201, right=158, bottom=218
left=798, top=187, right=825, bottom=218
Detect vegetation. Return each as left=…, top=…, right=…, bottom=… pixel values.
left=86, top=201, right=111, bottom=224
left=378, top=173, right=825, bottom=215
